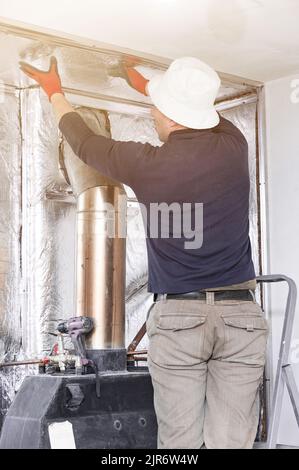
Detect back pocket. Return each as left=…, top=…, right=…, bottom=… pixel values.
left=148, top=300, right=208, bottom=368
left=221, top=314, right=269, bottom=366
left=157, top=314, right=207, bottom=331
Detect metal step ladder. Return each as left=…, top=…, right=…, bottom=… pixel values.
left=256, top=274, right=299, bottom=448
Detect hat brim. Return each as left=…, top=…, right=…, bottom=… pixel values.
left=147, top=74, right=220, bottom=130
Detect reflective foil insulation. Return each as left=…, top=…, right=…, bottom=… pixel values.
left=0, top=21, right=261, bottom=425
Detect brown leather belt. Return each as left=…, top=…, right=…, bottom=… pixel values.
left=153, top=289, right=254, bottom=302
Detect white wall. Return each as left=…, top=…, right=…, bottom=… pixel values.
left=265, top=73, right=299, bottom=446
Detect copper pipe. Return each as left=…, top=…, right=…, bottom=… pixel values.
left=129, top=357, right=147, bottom=362
left=127, top=323, right=146, bottom=352
left=0, top=360, right=43, bottom=368
left=127, top=350, right=147, bottom=356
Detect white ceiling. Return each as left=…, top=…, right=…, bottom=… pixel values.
left=1, top=0, right=299, bottom=82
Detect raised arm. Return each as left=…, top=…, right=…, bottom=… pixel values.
left=19, top=56, right=149, bottom=122
left=19, top=56, right=155, bottom=187
left=58, top=109, right=154, bottom=187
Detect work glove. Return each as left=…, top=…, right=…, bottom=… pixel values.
left=19, top=56, right=64, bottom=101
left=123, top=66, right=149, bottom=96
left=110, top=60, right=149, bottom=96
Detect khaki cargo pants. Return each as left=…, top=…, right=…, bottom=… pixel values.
left=146, top=285, right=269, bottom=449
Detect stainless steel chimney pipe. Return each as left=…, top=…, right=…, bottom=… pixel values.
left=60, top=107, right=126, bottom=350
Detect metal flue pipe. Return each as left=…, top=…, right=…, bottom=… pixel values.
left=60, top=107, right=126, bottom=350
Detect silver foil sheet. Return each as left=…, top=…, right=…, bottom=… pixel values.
left=20, top=88, right=76, bottom=356
left=0, top=90, right=23, bottom=420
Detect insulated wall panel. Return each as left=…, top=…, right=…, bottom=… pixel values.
left=0, top=90, right=22, bottom=424
left=21, top=88, right=76, bottom=355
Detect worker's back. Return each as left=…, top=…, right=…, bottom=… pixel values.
left=59, top=111, right=256, bottom=295
left=131, top=115, right=256, bottom=294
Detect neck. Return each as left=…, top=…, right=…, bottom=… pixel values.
left=172, top=124, right=189, bottom=132
left=168, top=124, right=189, bottom=137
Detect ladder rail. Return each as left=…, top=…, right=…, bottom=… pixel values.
left=256, top=274, right=298, bottom=449
left=283, top=366, right=299, bottom=427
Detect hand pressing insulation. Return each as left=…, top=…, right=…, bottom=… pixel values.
left=19, top=55, right=148, bottom=98
left=123, top=66, right=149, bottom=96
left=110, top=60, right=149, bottom=96
left=19, top=56, right=64, bottom=101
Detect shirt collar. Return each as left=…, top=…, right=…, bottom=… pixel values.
left=168, top=114, right=221, bottom=141
left=168, top=127, right=213, bottom=141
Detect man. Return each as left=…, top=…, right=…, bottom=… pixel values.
left=19, top=55, right=269, bottom=449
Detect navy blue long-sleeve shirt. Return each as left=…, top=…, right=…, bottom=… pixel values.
left=59, top=111, right=256, bottom=294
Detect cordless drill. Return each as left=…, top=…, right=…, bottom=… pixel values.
left=57, top=316, right=100, bottom=397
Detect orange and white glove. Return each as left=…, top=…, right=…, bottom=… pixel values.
left=19, top=56, right=64, bottom=101
left=123, top=66, right=149, bottom=96
left=109, top=60, right=149, bottom=96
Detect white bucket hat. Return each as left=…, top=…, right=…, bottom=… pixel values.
left=147, top=57, right=221, bottom=130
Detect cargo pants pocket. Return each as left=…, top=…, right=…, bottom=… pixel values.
left=220, top=311, right=269, bottom=366
left=147, top=300, right=208, bottom=368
